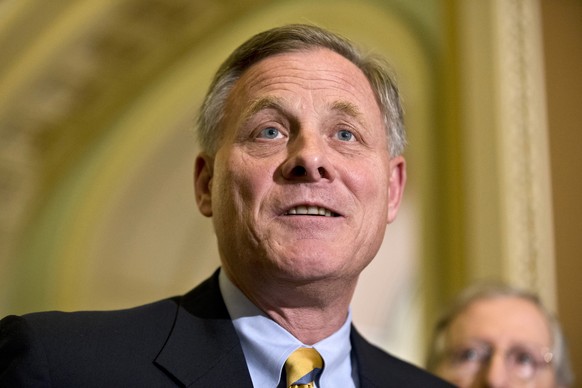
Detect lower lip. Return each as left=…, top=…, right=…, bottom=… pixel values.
left=278, top=216, right=342, bottom=237
left=281, top=215, right=340, bottom=222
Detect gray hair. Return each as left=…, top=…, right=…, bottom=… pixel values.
left=426, top=282, right=574, bottom=387
left=196, top=24, right=406, bottom=157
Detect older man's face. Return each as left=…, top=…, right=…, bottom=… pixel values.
left=195, top=48, right=405, bottom=287
left=435, top=297, right=557, bottom=388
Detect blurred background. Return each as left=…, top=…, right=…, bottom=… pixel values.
left=0, top=0, right=580, bottom=377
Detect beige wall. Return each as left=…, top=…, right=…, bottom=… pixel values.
left=541, top=0, right=582, bottom=379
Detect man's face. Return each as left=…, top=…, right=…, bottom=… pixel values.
left=435, top=297, right=557, bottom=388
left=195, top=48, right=405, bottom=287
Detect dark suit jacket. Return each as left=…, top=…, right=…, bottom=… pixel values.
left=0, top=271, right=454, bottom=387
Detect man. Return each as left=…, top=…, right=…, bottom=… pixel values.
left=426, top=283, right=574, bottom=387
left=1, top=24, right=452, bottom=387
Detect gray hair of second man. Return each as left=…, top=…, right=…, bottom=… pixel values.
left=196, top=23, right=406, bottom=157
left=425, top=282, right=574, bottom=387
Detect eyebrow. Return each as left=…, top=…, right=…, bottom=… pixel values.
left=240, top=97, right=367, bottom=127
left=329, top=100, right=366, bottom=124
left=241, top=96, right=289, bottom=124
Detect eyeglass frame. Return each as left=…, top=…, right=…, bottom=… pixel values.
left=439, top=340, right=554, bottom=382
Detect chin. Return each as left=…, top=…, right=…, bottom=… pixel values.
left=277, top=254, right=355, bottom=281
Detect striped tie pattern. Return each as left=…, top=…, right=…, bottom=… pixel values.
left=285, top=347, right=324, bottom=388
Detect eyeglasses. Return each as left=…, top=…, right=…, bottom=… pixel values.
left=442, top=341, right=553, bottom=382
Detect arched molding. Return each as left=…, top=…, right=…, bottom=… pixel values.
left=7, top=0, right=437, bottom=365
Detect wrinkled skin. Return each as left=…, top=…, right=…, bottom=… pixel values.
left=194, top=48, right=406, bottom=339
left=435, top=297, right=557, bottom=388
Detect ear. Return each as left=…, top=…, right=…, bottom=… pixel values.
left=194, top=152, right=214, bottom=217
left=386, top=155, right=406, bottom=224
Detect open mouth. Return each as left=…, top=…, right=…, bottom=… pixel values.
left=284, top=205, right=339, bottom=217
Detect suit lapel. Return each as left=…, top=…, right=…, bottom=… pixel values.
left=351, top=326, right=454, bottom=388
left=351, top=325, right=399, bottom=388
left=154, top=271, right=253, bottom=386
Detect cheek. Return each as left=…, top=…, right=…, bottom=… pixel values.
left=219, top=157, right=272, bottom=213
left=346, top=165, right=390, bottom=209
left=535, top=369, right=557, bottom=387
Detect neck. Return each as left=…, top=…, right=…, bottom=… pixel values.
left=262, top=297, right=353, bottom=345
left=227, top=270, right=358, bottom=344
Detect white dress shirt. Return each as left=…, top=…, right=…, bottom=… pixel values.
left=219, top=270, right=359, bottom=387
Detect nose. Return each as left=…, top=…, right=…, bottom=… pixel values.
left=480, top=353, right=510, bottom=388
left=281, top=133, right=336, bottom=182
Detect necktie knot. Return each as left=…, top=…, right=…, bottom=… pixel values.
left=285, top=347, right=324, bottom=388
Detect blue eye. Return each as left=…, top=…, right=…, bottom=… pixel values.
left=258, top=127, right=280, bottom=139
left=450, top=345, right=490, bottom=365
left=511, top=350, right=536, bottom=366
left=459, top=348, right=483, bottom=363
left=337, top=129, right=354, bottom=141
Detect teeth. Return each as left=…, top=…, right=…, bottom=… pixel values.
left=286, top=206, right=334, bottom=217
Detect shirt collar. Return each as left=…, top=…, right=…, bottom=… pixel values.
left=219, top=269, right=356, bottom=387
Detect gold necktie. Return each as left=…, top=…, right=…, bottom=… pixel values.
left=285, top=347, right=324, bottom=388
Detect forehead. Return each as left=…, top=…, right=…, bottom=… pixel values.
left=227, top=48, right=382, bottom=118
left=448, top=297, right=552, bottom=347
